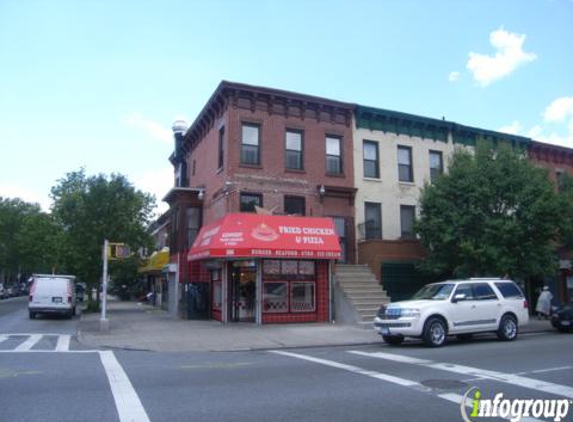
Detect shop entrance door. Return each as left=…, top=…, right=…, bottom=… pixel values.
left=229, top=262, right=257, bottom=322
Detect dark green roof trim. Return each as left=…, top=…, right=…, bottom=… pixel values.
left=355, top=105, right=531, bottom=147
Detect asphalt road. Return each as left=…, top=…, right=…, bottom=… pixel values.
left=1, top=298, right=572, bottom=422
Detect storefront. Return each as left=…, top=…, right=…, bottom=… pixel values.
left=187, top=213, right=341, bottom=324
left=138, top=248, right=170, bottom=308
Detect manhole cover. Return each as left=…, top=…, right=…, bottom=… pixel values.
left=421, top=379, right=468, bottom=390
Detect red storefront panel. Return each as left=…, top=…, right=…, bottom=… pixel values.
left=187, top=213, right=341, bottom=261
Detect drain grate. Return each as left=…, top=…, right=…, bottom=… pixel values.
left=421, top=379, right=468, bottom=390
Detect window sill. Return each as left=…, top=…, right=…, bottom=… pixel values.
left=363, top=177, right=382, bottom=182
left=398, top=181, right=416, bottom=187
left=239, top=163, right=262, bottom=169
left=285, top=168, right=306, bottom=174
left=325, top=173, right=346, bottom=178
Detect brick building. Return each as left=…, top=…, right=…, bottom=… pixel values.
left=164, top=81, right=356, bottom=322
left=529, top=140, right=573, bottom=304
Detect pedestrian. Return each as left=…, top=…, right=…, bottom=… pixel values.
left=535, top=286, right=553, bottom=320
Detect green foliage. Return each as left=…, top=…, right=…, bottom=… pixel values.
left=0, top=197, right=62, bottom=282
left=50, top=169, right=156, bottom=298
left=416, top=141, right=561, bottom=279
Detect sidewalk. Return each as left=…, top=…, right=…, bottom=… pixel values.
left=77, top=299, right=556, bottom=353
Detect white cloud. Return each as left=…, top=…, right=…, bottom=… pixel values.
left=0, top=184, right=51, bottom=212
left=133, top=166, right=174, bottom=215
left=125, top=112, right=173, bottom=144
left=448, top=71, right=461, bottom=82
left=503, top=97, right=573, bottom=148
left=467, top=27, right=537, bottom=86
left=498, top=120, right=522, bottom=135
left=543, top=96, right=573, bottom=122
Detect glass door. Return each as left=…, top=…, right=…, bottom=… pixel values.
left=229, top=262, right=257, bottom=322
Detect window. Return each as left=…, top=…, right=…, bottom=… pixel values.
left=429, top=150, right=443, bottom=182
left=363, top=140, right=380, bottom=178
left=454, top=284, right=475, bottom=300
left=398, top=146, right=413, bottom=182
left=240, top=193, right=262, bottom=212
left=263, top=260, right=316, bottom=314
left=400, top=205, right=416, bottom=238
left=241, top=123, right=260, bottom=165
left=186, top=207, right=202, bottom=248
left=290, top=282, right=316, bottom=312
left=284, top=196, right=305, bottom=216
left=218, top=126, right=225, bottom=169
left=286, top=130, right=303, bottom=170
left=192, top=160, right=196, bottom=177
left=326, top=136, right=343, bottom=174
left=473, top=283, right=498, bottom=300
left=495, top=283, right=524, bottom=299
left=364, top=202, right=382, bottom=239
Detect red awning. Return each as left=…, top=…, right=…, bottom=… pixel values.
left=188, top=213, right=341, bottom=261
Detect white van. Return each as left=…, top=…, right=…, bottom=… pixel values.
left=28, top=274, right=76, bottom=319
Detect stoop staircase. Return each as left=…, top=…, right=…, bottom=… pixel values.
left=334, top=264, right=390, bottom=325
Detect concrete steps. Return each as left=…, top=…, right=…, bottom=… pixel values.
left=334, top=264, right=390, bottom=323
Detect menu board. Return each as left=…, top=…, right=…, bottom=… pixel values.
left=281, top=260, right=298, bottom=274
left=263, top=260, right=281, bottom=275
left=298, top=261, right=315, bottom=275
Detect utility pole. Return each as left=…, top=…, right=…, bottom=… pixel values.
left=100, top=239, right=110, bottom=332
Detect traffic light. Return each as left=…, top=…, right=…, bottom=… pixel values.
left=107, top=243, right=131, bottom=260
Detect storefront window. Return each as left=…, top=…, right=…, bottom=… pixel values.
left=291, top=282, right=315, bottom=312
left=263, top=282, right=288, bottom=313
left=263, top=260, right=316, bottom=314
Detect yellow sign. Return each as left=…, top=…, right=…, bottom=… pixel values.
left=107, top=243, right=131, bottom=260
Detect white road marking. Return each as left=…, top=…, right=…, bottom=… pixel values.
left=270, top=351, right=542, bottom=422
left=350, top=351, right=573, bottom=399
left=14, top=334, right=42, bottom=351
left=517, top=366, right=573, bottom=375
left=0, top=335, right=8, bottom=343
left=55, top=335, right=71, bottom=352
left=99, top=351, right=151, bottom=422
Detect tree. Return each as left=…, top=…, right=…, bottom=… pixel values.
left=415, top=141, right=561, bottom=279
left=50, top=169, right=155, bottom=306
left=16, top=210, right=64, bottom=274
left=0, top=197, right=53, bottom=283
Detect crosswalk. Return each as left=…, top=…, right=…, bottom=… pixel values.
left=0, top=333, right=77, bottom=352
left=270, top=349, right=573, bottom=422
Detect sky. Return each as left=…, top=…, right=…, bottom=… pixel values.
left=1, top=0, right=572, bottom=215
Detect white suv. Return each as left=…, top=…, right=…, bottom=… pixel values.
left=373, top=278, right=529, bottom=347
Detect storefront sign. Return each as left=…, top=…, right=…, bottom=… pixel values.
left=188, top=213, right=341, bottom=260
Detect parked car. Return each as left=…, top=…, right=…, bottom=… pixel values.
left=551, top=302, right=573, bottom=333
left=28, top=274, right=76, bottom=319
left=373, top=278, right=529, bottom=347
left=0, top=283, right=6, bottom=299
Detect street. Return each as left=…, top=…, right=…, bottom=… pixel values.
left=1, top=297, right=572, bottom=422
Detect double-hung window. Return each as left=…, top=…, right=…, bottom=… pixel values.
left=241, top=123, right=260, bottom=165
left=398, top=146, right=413, bottom=182
left=286, top=130, right=303, bottom=170
left=218, top=126, right=225, bottom=169
left=363, top=140, right=380, bottom=178
left=326, top=136, right=343, bottom=174
left=240, top=193, right=263, bottom=212
left=364, top=202, right=382, bottom=239
left=284, top=196, right=306, bottom=216
left=400, top=205, right=416, bottom=239
left=429, top=150, right=443, bottom=182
